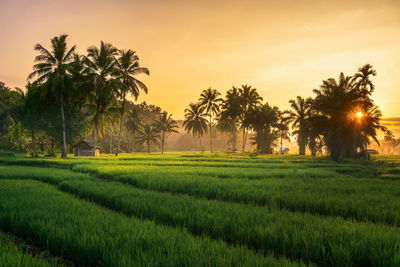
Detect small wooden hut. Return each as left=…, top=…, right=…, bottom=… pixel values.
left=72, top=140, right=100, bottom=157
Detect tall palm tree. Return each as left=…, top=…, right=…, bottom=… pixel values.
left=199, top=88, right=222, bottom=152
left=125, top=105, right=143, bottom=153
left=238, top=85, right=263, bottom=152
left=183, top=102, right=208, bottom=151
left=27, top=34, right=76, bottom=158
left=135, top=124, right=160, bottom=154
left=218, top=87, right=241, bottom=151
left=285, top=96, right=312, bottom=155
left=82, top=41, right=118, bottom=155
left=353, top=64, right=377, bottom=94
left=114, top=49, right=149, bottom=156
left=276, top=111, right=290, bottom=154
left=153, top=112, right=178, bottom=154
left=312, top=70, right=385, bottom=160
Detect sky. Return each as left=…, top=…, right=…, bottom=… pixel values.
left=1, top=0, right=400, bottom=124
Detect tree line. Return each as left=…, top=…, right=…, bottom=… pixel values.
left=182, top=64, right=387, bottom=160
left=0, top=34, right=388, bottom=160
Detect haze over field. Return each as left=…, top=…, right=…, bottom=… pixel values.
left=1, top=0, right=400, bottom=123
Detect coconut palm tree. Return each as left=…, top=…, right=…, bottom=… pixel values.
left=285, top=96, right=312, bottom=155
left=125, top=105, right=143, bottom=153
left=135, top=124, right=160, bottom=154
left=199, top=88, right=222, bottom=152
left=312, top=70, right=385, bottom=160
left=276, top=111, right=290, bottom=154
left=82, top=41, right=118, bottom=155
left=114, top=49, right=149, bottom=156
left=238, top=85, right=263, bottom=152
left=27, top=34, right=76, bottom=158
left=183, top=102, right=208, bottom=151
left=218, top=87, right=241, bottom=151
left=353, top=64, right=377, bottom=94
left=153, top=112, right=178, bottom=154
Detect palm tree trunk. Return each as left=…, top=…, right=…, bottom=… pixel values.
left=232, top=129, right=236, bottom=152
left=93, top=124, right=98, bottom=157
left=161, top=132, right=165, bottom=154
left=128, top=134, right=133, bottom=153
left=115, top=96, right=126, bottom=156
left=199, top=136, right=203, bottom=152
left=110, top=127, right=113, bottom=154
left=280, top=135, right=283, bottom=154
left=209, top=115, right=213, bottom=153
left=242, top=128, right=246, bottom=153
left=147, top=140, right=151, bottom=154
left=60, top=95, right=67, bottom=158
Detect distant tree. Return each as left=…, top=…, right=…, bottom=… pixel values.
left=238, top=85, right=263, bottom=152
left=249, top=103, right=280, bottom=154
left=114, top=49, right=149, bottom=156
left=275, top=111, right=290, bottom=154
left=312, top=68, right=385, bottom=160
left=125, top=105, right=143, bottom=152
left=135, top=124, right=160, bottom=154
left=82, top=41, right=119, bottom=155
left=285, top=96, right=312, bottom=155
left=183, top=102, right=208, bottom=151
left=218, top=87, right=241, bottom=151
left=153, top=112, right=178, bottom=154
left=199, top=88, right=222, bottom=152
left=27, top=34, right=76, bottom=158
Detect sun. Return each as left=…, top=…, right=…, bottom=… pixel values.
left=356, top=111, right=363, bottom=118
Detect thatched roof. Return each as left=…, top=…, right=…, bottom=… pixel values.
left=72, top=140, right=100, bottom=149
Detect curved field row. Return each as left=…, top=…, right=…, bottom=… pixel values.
left=0, top=179, right=299, bottom=267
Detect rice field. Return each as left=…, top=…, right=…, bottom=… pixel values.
left=1, top=153, right=400, bottom=266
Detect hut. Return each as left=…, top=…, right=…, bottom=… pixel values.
left=279, top=147, right=289, bottom=154
left=72, top=140, right=100, bottom=157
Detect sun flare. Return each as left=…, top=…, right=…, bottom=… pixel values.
left=356, top=112, right=363, bottom=118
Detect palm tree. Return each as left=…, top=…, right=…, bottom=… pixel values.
left=312, top=70, right=385, bottom=160
left=125, top=105, right=143, bottom=153
left=135, top=124, right=160, bottom=154
left=353, top=64, right=377, bottom=94
left=218, top=87, right=241, bottom=151
left=199, top=88, right=222, bottom=152
left=238, top=85, right=263, bottom=152
left=276, top=111, right=290, bottom=154
left=27, top=34, right=76, bottom=158
left=285, top=96, right=312, bottom=155
left=153, top=112, right=178, bottom=154
left=114, top=49, right=149, bottom=156
left=183, top=102, right=208, bottom=151
left=82, top=41, right=118, bottom=155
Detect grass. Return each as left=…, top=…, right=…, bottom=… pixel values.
left=0, top=232, right=60, bottom=266
left=0, top=179, right=299, bottom=267
left=1, top=153, right=400, bottom=266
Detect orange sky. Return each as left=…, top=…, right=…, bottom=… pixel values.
left=1, top=0, right=400, bottom=120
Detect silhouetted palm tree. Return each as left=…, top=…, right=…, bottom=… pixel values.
left=276, top=111, right=290, bottom=154
left=313, top=71, right=385, bottom=160
left=82, top=41, right=118, bottom=155
left=114, top=49, right=149, bottom=156
left=125, top=106, right=143, bottom=153
left=353, top=64, right=377, bottom=94
left=183, top=103, right=208, bottom=151
left=199, top=88, right=222, bottom=152
left=153, top=112, right=178, bottom=154
left=238, top=85, right=263, bottom=152
left=286, top=96, right=312, bottom=155
left=218, top=87, right=241, bottom=151
left=135, top=124, right=160, bottom=154
left=28, top=34, right=76, bottom=158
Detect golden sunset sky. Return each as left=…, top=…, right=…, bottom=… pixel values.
left=1, top=0, right=399, bottom=124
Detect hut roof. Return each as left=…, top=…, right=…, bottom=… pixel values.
left=72, top=140, right=100, bottom=149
